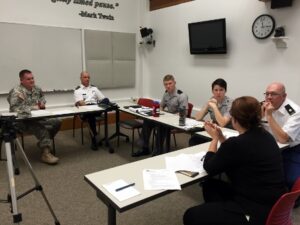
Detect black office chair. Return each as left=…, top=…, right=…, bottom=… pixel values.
left=119, top=98, right=154, bottom=155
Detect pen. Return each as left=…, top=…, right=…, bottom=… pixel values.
left=201, top=155, right=205, bottom=161
left=115, top=183, right=135, bottom=192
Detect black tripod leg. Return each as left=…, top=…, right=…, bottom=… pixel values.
left=10, top=140, right=20, bottom=175
left=14, top=139, right=61, bottom=225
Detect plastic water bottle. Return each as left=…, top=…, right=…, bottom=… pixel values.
left=179, top=106, right=186, bottom=126
left=152, top=101, right=160, bottom=117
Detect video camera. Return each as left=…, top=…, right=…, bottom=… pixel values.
left=0, top=114, right=17, bottom=127
left=0, top=115, right=18, bottom=141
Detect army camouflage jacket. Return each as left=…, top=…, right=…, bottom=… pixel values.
left=7, top=84, right=46, bottom=115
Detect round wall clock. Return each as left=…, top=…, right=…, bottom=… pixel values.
left=252, top=14, right=275, bottom=39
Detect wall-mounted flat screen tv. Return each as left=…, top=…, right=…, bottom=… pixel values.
left=188, top=18, right=227, bottom=54
left=271, top=0, right=292, bottom=9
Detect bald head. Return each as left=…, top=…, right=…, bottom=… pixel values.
left=265, top=82, right=287, bottom=109
left=267, top=82, right=286, bottom=94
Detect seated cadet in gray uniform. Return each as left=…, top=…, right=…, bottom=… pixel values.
left=7, top=69, right=61, bottom=165
left=74, top=71, right=105, bottom=150
left=132, top=74, right=188, bottom=157
left=189, top=78, right=232, bottom=146
left=261, top=82, right=300, bottom=207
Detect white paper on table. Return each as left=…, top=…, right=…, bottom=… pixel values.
left=79, top=105, right=100, bottom=110
left=165, top=152, right=206, bottom=173
left=102, top=179, right=140, bottom=202
left=175, top=118, right=204, bottom=130
left=1, top=112, right=17, bottom=117
left=143, top=169, right=181, bottom=190
left=51, top=109, right=74, bottom=115
left=31, top=110, right=52, bottom=116
left=129, top=107, right=152, bottom=113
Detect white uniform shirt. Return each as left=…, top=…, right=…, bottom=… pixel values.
left=74, top=84, right=105, bottom=105
left=263, top=98, right=300, bottom=147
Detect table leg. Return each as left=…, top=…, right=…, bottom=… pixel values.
left=166, top=127, right=171, bottom=152
left=108, top=108, right=129, bottom=143
left=108, top=204, right=116, bottom=225
left=99, top=110, right=114, bottom=153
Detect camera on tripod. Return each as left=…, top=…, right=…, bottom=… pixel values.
left=0, top=115, right=18, bottom=141
left=0, top=114, right=61, bottom=224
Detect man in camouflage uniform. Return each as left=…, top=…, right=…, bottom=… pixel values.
left=7, top=69, right=61, bottom=165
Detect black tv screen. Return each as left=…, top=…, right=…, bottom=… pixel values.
left=271, top=0, right=292, bottom=9
left=188, top=18, right=227, bottom=54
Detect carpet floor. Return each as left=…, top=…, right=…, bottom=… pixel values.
left=0, top=127, right=299, bottom=225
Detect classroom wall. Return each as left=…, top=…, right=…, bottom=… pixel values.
left=140, top=0, right=300, bottom=110
left=1, top=1, right=300, bottom=112
left=0, top=0, right=141, bottom=111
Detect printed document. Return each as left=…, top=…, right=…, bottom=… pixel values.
left=143, top=169, right=181, bottom=190
left=175, top=118, right=204, bottom=130
left=165, top=152, right=206, bottom=173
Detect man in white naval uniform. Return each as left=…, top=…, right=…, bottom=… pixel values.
left=262, top=82, right=300, bottom=207
left=74, top=71, right=105, bottom=150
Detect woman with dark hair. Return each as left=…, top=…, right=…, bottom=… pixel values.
left=189, top=78, right=232, bottom=146
left=183, top=96, right=287, bottom=225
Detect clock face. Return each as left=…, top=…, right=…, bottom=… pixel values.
left=252, top=14, right=275, bottom=39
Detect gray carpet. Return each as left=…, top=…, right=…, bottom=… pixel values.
left=0, top=128, right=299, bottom=225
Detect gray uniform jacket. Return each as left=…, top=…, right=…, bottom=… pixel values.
left=160, top=89, right=188, bottom=114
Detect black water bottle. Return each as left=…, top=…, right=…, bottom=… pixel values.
left=179, top=106, right=186, bottom=126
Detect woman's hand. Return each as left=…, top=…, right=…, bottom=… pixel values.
left=204, top=121, right=223, bottom=140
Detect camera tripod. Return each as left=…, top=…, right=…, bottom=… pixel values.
left=0, top=116, right=60, bottom=224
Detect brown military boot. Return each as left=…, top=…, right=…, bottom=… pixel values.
left=41, top=147, right=59, bottom=165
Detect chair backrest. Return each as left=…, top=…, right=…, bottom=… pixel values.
left=265, top=177, right=300, bottom=225
left=137, top=98, right=154, bottom=108
left=187, top=102, right=194, bottom=118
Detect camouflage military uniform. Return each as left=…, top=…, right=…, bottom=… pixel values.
left=7, top=84, right=61, bottom=149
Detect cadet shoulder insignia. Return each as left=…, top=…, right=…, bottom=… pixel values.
left=177, top=89, right=183, bottom=94
left=284, top=104, right=296, bottom=115
left=75, top=86, right=80, bottom=90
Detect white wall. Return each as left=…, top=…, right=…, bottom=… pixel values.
left=2, top=1, right=300, bottom=112
left=140, top=0, right=300, bottom=110
left=0, top=0, right=142, bottom=111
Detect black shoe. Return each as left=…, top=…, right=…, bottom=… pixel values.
left=132, top=149, right=150, bottom=157
left=90, top=138, right=98, bottom=151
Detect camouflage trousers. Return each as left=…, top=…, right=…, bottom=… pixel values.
left=15, top=118, right=61, bottom=149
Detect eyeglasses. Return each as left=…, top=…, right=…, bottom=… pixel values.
left=263, top=92, right=283, bottom=97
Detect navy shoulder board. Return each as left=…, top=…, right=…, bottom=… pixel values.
left=284, top=104, right=296, bottom=115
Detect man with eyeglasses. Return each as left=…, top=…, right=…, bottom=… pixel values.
left=261, top=82, right=300, bottom=207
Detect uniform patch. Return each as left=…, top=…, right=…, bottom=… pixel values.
left=285, top=104, right=296, bottom=115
